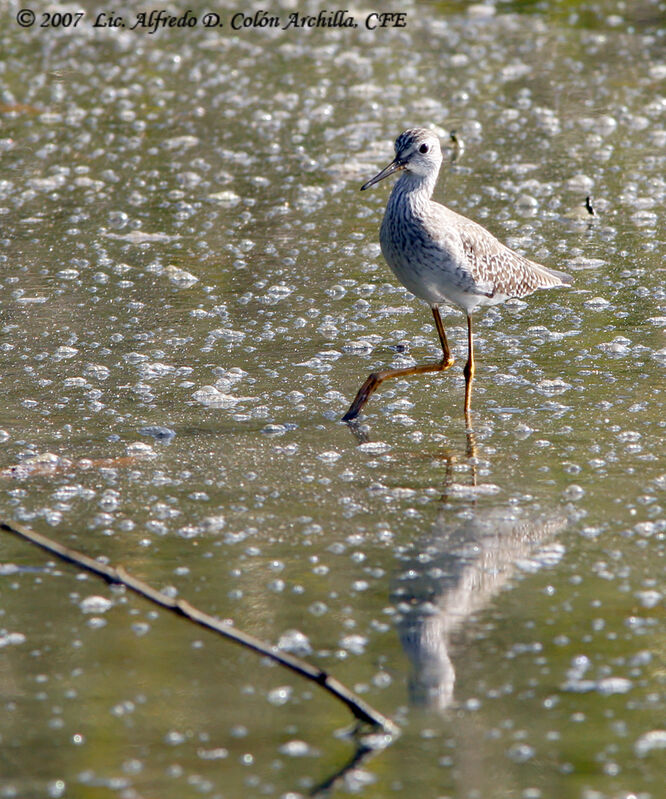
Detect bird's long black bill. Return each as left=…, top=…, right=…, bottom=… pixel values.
left=360, top=158, right=402, bottom=190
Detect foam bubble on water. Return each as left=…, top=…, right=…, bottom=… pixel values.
left=276, top=629, right=312, bottom=656
left=0, top=632, right=26, bottom=647
left=566, top=173, right=594, bottom=192
left=165, top=265, right=198, bottom=288
left=536, top=379, right=572, bottom=396
left=635, top=590, right=661, bottom=609
left=80, top=595, right=113, bottom=614
left=596, top=677, right=632, bottom=695
left=634, top=730, right=666, bottom=757
left=208, top=189, right=241, bottom=208
left=279, top=740, right=315, bottom=757
left=339, top=634, right=368, bottom=655
left=192, top=386, right=255, bottom=408
left=446, top=482, right=501, bottom=498
left=126, top=442, right=157, bottom=458
left=267, top=686, right=293, bottom=706
left=357, top=442, right=391, bottom=454
left=197, top=747, right=229, bottom=760
left=584, top=296, right=611, bottom=310
left=506, top=743, right=535, bottom=763
left=53, top=346, right=78, bottom=361
left=202, top=515, right=226, bottom=533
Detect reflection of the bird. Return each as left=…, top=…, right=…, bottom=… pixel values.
left=392, top=504, right=566, bottom=710
left=345, top=413, right=478, bottom=475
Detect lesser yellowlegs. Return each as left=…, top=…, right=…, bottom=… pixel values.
left=343, top=127, right=571, bottom=422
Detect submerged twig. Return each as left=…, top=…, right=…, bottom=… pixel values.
left=309, top=737, right=388, bottom=797
left=1, top=518, right=399, bottom=736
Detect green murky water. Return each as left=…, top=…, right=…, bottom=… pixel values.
left=0, top=2, right=664, bottom=797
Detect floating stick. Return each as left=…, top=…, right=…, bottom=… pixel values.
left=1, top=519, right=399, bottom=736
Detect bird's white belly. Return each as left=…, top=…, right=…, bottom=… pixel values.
left=381, top=237, right=492, bottom=315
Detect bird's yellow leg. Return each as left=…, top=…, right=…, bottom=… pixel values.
left=342, top=307, right=455, bottom=422
left=431, top=306, right=454, bottom=366
left=463, top=314, right=475, bottom=420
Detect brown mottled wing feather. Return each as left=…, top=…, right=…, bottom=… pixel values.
left=456, top=215, right=571, bottom=298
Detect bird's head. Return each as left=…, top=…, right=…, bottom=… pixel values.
left=361, top=128, right=443, bottom=190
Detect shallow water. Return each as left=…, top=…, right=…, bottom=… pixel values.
left=1, top=2, right=664, bottom=797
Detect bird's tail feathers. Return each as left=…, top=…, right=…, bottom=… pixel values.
left=531, top=261, right=572, bottom=288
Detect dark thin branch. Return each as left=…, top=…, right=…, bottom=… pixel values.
left=1, top=519, right=399, bottom=737
left=309, top=740, right=381, bottom=797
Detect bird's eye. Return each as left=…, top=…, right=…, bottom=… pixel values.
left=419, top=143, right=429, bottom=153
